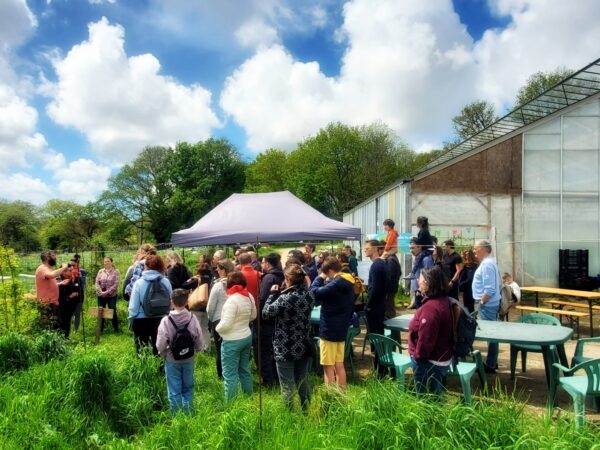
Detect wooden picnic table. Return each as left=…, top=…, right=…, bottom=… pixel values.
left=384, top=314, right=573, bottom=394
left=521, top=286, right=600, bottom=337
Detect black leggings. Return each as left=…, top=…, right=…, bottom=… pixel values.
left=132, top=318, right=162, bottom=355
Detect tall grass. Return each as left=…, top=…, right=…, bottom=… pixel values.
left=0, top=330, right=598, bottom=449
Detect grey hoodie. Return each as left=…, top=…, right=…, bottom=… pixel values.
left=156, top=308, right=204, bottom=363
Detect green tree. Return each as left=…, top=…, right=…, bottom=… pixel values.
left=244, top=149, right=287, bottom=193
left=38, top=200, right=100, bottom=251
left=452, top=100, right=498, bottom=141
left=99, top=146, right=173, bottom=244
left=284, top=122, right=412, bottom=218
left=515, top=67, right=574, bottom=106
left=0, top=201, right=40, bottom=253
left=167, top=138, right=246, bottom=229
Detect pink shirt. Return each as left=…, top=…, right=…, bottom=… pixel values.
left=35, top=264, right=59, bottom=305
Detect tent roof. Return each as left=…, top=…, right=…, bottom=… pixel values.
left=171, top=191, right=362, bottom=246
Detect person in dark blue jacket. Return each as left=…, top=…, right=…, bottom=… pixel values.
left=309, top=256, right=355, bottom=389
left=364, top=239, right=389, bottom=377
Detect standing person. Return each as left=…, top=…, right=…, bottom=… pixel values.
left=238, top=253, right=261, bottom=302
left=442, top=240, right=464, bottom=300
left=166, top=252, right=192, bottom=290
left=256, top=253, right=284, bottom=388
left=156, top=289, right=204, bottom=416
left=122, top=251, right=141, bottom=302
left=432, top=246, right=444, bottom=266
left=216, top=272, right=257, bottom=402
left=128, top=254, right=173, bottom=355
left=211, top=250, right=227, bottom=279
left=309, top=257, right=355, bottom=389
left=124, top=244, right=157, bottom=298
left=408, top=216, right=434, bottom=279
left=35, top=251, right=69, bottom=330
left=343, top=245, right=358, bottom=275
left=263, top=264, right=315, bottom=410
left=182, top=262, right=213, bottom=352
left=206, top=259, right=234, bottom=379
left=381, top=219, right=399, bottom=259
left=70, top=254, right=85, bottom=333
left=95, top=257, right=121, bottom=332
left=364, top=240, right=389, bottom=376
left=458, top=249, right=478, bottom=313
left=58, top=264, right=80, bottom=338
left=408, top=266, right=453, bottom=396
left=385, top=253, right=401, bottom=319
left=472, top=239, right=501, bottom=373
left=407, top=239, right=434, bottom=309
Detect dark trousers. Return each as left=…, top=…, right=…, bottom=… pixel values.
left=367, top=307, right=387, bottom=377
left=59, top=300, right=77, bottom=338
left=276, top=356, right=311, bottom=410
left=253, top=324, right=278, bottom=386
left=385, top=292, right=397, bottom=319
left=97, top=296, right=119, bottom=331
left=211, top=320, right=223, bottom=379
left=411, top=358, right=450, bottom=396
left=448, top=283, right=460, bottom=300
left=132, top=317, right=162, bottom=355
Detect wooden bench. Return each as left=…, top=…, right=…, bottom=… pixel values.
left=515, top=305, right=589, bottom=339
left=544, top=298, right=600, bottom=311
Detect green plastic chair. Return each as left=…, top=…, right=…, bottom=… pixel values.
left=345, top=327, right=361, bottom=376
left=550, top=358, right=600, bottom=427
left=510, top=313, right=561, bottom=380
left=359, top=312, right=390, bottom=359
left=366, top=333, right=411, bottom=391
left=447, top=352, right=482, bottom=404
left=571, top=337, right=600, bottom=367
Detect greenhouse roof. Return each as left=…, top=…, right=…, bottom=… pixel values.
left=423, top=57, right=600, bottom=171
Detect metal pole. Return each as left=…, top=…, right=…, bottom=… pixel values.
left=255, top=237, right=263, bottom=431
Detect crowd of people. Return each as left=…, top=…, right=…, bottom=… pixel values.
left=34, top=215, right=520, bottom=413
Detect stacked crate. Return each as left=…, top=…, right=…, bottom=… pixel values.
left=559, top=249, right=589, bottom=289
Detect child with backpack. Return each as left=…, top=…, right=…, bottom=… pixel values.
left=156, top=288, right=204, bottom=416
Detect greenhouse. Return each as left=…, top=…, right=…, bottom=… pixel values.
left=344, top=57, right=600, bottom=287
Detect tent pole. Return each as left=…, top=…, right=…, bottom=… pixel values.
left=255, top=237, right=263, bottom=432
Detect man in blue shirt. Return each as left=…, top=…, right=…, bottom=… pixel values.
left=472, top=239, right=501, bottom=373
left=407, top=238, right=433, bottom=309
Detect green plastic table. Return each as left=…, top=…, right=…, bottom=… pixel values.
left=384, top=314, right=573, bottom=391
left=310, top=306, right=321, bottom=325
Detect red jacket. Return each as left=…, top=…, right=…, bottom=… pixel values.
left=240, top=265, right=261, bottom=304
left=408, top=296, right=453, bottom=363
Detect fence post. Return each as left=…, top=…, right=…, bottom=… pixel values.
left=95, top=306, right=103, bottom=345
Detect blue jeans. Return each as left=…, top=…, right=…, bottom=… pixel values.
left=221, top=335, right=253, bottom=402
left=165, top=360, right=195, bottom=415
left=477, top=304, right=499, bottom=368
left=410, top=357, right=449, bottom=395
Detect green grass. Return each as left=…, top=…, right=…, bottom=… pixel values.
left=0, top=328, right=598, bottom=449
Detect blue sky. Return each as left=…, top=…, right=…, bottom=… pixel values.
left=1, top=0, right=599, bottom=204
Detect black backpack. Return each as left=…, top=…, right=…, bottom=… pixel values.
left=142, top=277, right=171, bottom=317
left=168, top=316, right=195, bottom=360
left=449, top=297, right=478, bottom=358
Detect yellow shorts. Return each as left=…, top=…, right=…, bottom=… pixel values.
left=320, top=338, right=345, bottom=365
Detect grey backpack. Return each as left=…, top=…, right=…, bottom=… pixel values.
left=142, top=277, right=171, bottom=317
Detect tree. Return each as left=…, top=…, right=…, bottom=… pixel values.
left=244, top=149, right=287, bottom=193
left=284, top=122, right=413, bottom=218
left=98, top=146, right=174, bottom=244
left=167, top=138, right=246, bottom=229
left=38, top=200, right=101, bottom=251
left=0, top=200, right=40, bottom=252
left=515, top=67, right=574, bottom=106
left=452, top=100, right=498, bottom=141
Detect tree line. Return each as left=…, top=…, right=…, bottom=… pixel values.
left=0, top=68, right=571, bottom=252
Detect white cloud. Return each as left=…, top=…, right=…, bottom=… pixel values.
left=310, top=5, right=327, bottom=28
left=53, top=158, right=112, bottom=203
left=0, top=0, right=37, bottom=52
left=89, top=0, right=116, bottom=4
left=45, top=17, right=220, bottom=164
left=221, top=0, right=476, bottom=151
left=475, top=0, right=600, bottom=109
left=0, top=85, right=47, bottom=167
left=0, top=173, right=50, bottom=204
left=220, top=0, right=600, bottom=152
left=235, top=17, right=280, bottom=49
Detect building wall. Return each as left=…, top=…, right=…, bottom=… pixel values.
left=413, top=134, right=522, bottom=194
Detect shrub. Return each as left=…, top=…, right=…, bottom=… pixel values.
left=34, top=330, right=69, bottom=363
left=0, top=332, right=33, bottom=374
left=67, top=353, right=114, bottom=418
